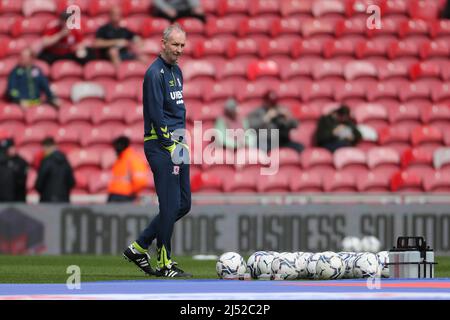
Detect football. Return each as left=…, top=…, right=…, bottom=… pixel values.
left=361, top=236, right=381, bottom=253
left=271, top=252, right=298, bottom=280
left=341, top=236, right=362, bottom=252
left=377, top=251, right=390, bottom=278
left=339, top=252, right=357, bottom=279
left=306, top=252, right=322, bottom=278
left=295, top=252, right=312, bottom=279
left=353, top=252, right=381, bottom=278
left=246, top=251, right=269, bottom=279
left=216, top=252, right=247, bottom=279
left=316, top=251, right=345, bottom=280
left=256, top=253, right=275, bottom=278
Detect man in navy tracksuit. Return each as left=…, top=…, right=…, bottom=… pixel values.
left=123, top=24, right=192, bottom=278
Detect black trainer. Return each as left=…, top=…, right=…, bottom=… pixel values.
left=123, top=245, right=156, bottom=276
left=155, top=261, right=193, bottom=278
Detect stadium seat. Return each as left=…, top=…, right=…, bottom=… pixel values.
left=0, top=122, right=25, bottom=145
left=423, top=170, right=450, bottom=193
left=235, top=78, right=280, bottom=103
left=367, top=147, right=400, bottom=171
left=116, top=60, right=147, bottom=80
left=238, top=15, right=279, bottom=37
left=323, top=38, right=355, bottom=59
left=22, top=0, right=57, bottom=17
left=0, top=56, right=18, bottom=77
left=276, top=78, right=310, bottom=101
left=355, top=38, right=393, bottom=59
left=183, top=78, right=215, bottom=101
left=333, top=80, right=367, bottom=102
left=301, top=80, right=335, bottom=102
left=70, top=81, right=105, bottom=103
left=290, top=171, right=323, bottom=193
left=353, top=103, right=388, bottom=128
left=181, top=59, right=216, bottom=80
left=300, top=147, right=333, bottom=170
left=27, top=168, right=37, bottom=191
left=140, top=37, right=163, bottom=57
left=344, top=61, right=378, bottom=80
left=387, top=39, right=423, bottom=59
left=177, top=17, right=204, bottom=35
left=215, top=56, right=257, bottom=80
left=191, top=171, right=223, bottom=193
left=222, top=169, right=257, bottom=193
left=323, top=171, right=358, bottom=192
left=88, top=170, right=111, bottom=193
left=409, top=61, right=442, bottom=81
left=367, top=78, right=404, bottom=101
left=357, top=124, right=380, bottom=150
left=24, top=104, right=58, bottom=124
left=91, top=102, right=126, bottom=125
left=430, top=19, right=450, bottom=39
left=431, top=82, right=450, bottom=102
left=234, top=147, right=270, bottom=171
left=88, top=0, right=120, bottom=16
left=421, top=103, right=450, bottom=131
left=53, top=124, right=82, bottom=147
left=289, top=121, right=316, bottom=148
left=83, top=60, right=116, bottom=80
left=271, top=16, right=302, bottom=37
left=17, top=144, right=42, bottom=168
left=270, top=147, right=301, bottom=170
left=378, top=125, right=411, bottom=154
left=11, top=16, right=54, bottom=37
left=335, top=17, right=368, bottom=38
left=388, top=103, right=421, bottom=126
left=202, top=81, right=234, bottom=102
left=397, top=81, right=431, bottom=102
left=99, top=147, right=117, bottom=169
left=80, top=123, right=121, bottom=147
left=50, top=60, right=83, bottom=81
left=205, top=15, right=247, bottom=37
left=293, top=38, right=326, bottom=58
left=433, top=147, right=450, bottom=170
left=419, top=40, right=450, bottom=60
left=249, top=0, right=280, bottom=16
left=257, top=168, right=292, bottom=193
left=140, top=17, right=170, bottom=37
left=16, top=123, right=58, bottom=146
left=0, top=37, right=29, bottom=58
left=279, top=0, right=313, bottom=17
left=226, top=36, right=269, bottom=59
left=333, top=147, right=367, bottom=176
left=121, top=0, right=151, bottom=16
left=310, top=59, right=343, bottom=80
left=401, top=148, right=433, bottom=171
left=302, top=18, right=340, bottom=38
left=193, top=35, right=235, bottom=58
left=379, top=0, right=408, bottom=17
left=0, top=0, right=23, bottom=14
left=408, top=0, right=440, bottom=20
left=314, top=0, right=346, bottom=18
left=0, top=102, right=24, bottom=123
left=266, top=36, right=302, bottom=58
left=357, top=170, right=392, bottom=193
left=217, top=0, right=248, bottom=16
left=390, top=170, right=423, bottom=192
left=398, top=19, right=430, bottom=39
left=58, top=101, right=97, bottom=124
left=290, top=103, right=323, bottom=122
left=366, top=16, right=405, bottom=38
left=247, top=60, right=279, bottom=81
left=83, top=15, right=109, bottom=35
left=410, top=126, right=443, bottom=151
left=123, top=102, right=143, bottom=124
left=377, top=59, right=417, bottom=80
left=104, top=79, right=139, bottom=103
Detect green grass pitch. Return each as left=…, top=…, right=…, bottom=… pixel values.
left=0, top=255, right=449, bottom=284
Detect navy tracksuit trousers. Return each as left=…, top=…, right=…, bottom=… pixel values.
left=136, top=139, right=191, bottom=259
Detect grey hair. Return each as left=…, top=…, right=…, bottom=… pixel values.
left=162, top=23, right=186, bottom=41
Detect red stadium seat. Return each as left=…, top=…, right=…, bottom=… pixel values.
left=431, top=83, right=450, bottom=103
left=367, top=16, right=405, bottom=38
left=183, top=78, right=214, bottom=101
left=88, top=0, right=120, bottom=16
left=430, top=20, right=450, bottom=39
left=238, top=15, right=279, bottom=37
left=401, top=148, right=433, bottom=169
left=83, top=15, right=109, bottom=35
left=289, top=119, right=317, bottom=148
left=22, top=0, right=57, bottom=17
left=188, top=103, right=223, bottom=122
left=266, top=36, right=301, bottom=58
left=419, top=40, right=450, bottom=59
left=80, top=123, right=121, bottom=147
left=421, top=103, right=450, bottom=128
left=353, top=103, right=388, bottom=127
left=181, top=59, right=216, bottom=80
left=257, top=168, right=292, bottom=193
left=215, top=56, right=257, bottom=80
left=0, top=0, right=23, bottom=14
left=301, top=80, right=335, bottom=102
left=377, top=59, right=416, bottom=80
left=355, top=38, right=393, bottom=59
left=83, top=60, right=116, bottom=80
left=141, top=17, right=170, bottom=37
left=17, top=145, right=42, bottom=168
left=71, top=81, right=105, bottom=103
left=205, top=15, right=247, bottom=37
left=222, top=170, right=257, bottom=193
left=193, top=35, right=235, bottom=58
left=0, top=56, right=18, bottom=77
left=388, top=103, right=421, bottom=125
left=411, top=126, right=443, bottom=149
left=334, top=80, right=367, bottom=102
left=390, top=170, right=423, bottom=192
left=247, top=60, right=279, bottom=81
left=323, top=38, right=357, bottom=59
left=123, top=102, right=144, bottom=124
left=270, top=147, right=301, bottom=170
left=226, top=36, right=269, bottom=59
left=116, top=60, right=147, bottom=81
left=100, top=147, right=117, bottom=169
left=0, top=102, right=24, bottom=123
left=397, top=81, right=431, bottom=102
left=302, top=18, right=340, bottom=38
left=323, top=171, right=358, bottom=192
left=11, top=16, right=54, bottom=37
left=217, top=0, right=248, bottom=16
left=58, top=101, right=95, bottom=124
left=423, top=170, right=450, bottom=193
left=312, top=0, right=346, bottom=18
left=409, top=61, right=442, bottom=81
left=290, top=103, right=323, bottom=122
left=290, top=171, right=323, bottom=193
left=27, top=168, right=37, bottom=191
left=202, top=81, right=235, bottom=102
left=357, top=170, right=392, bottom=192
left=235, top=78, right=280, bottom=103
left=50, top=60, right=83, bottom=81
left=104, top=79, right=139, bottom=103
left=121, top=0, right=151, bottom=16
left=433, top=147, right=450, bottom=170
left=54, top=125, right=82, bottom=146
left=91, top=102, right=126, bottom=125
left=279, top=0, right=313, bottom=17
left=0, top=37, right=29, bottom=58
left=271, top=16, right=302, bottom=37
left=279, top=57, right=319, bottom=80
left=16, top=123, right=58, bottom=146
left=24, top=104, right=58, bottom=124
left=88, top=170, right=111, bottom=193
left=300, top=147, right=333, bottom=169
left=191, top=171, right=223, bottom=193
left=378, top=125, right=411, bottom=154
left=177, top=17, right=204, bottom=35
left=333, top=147, right=367, bottom=175
left=294, top=38, right=326, bottom=58
left=398, top=19, right=430, bottom=39
left=311, top=59, right=344, bottom=80
left=408, top=0, right=440, bottom=21
left=387, top=39, right=423, bottom=59
left=344, top=61, right=378, bottom=80
left=367, top=147, right=400, bottom=170
left=379, top=0, right=408, bottom=16
left=276, top=78, right=310, bottom=101
left=249, top=0, right=280, bottom=16
left=335, top=17, right=367, bottom=38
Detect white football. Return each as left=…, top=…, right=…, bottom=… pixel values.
left=315, top=251, right=345, bottom=280
left=339, top=252, right=357, bottom=279
left=353, top=252, right=381, bottom=278
left=271, top=253, right=298, bottom=280
left=247, top=251, right=269, bottom=279
left=216, top=252, right=247, bottom=279
left=306, top=252, right=322, bottom=279
left=377, top=251, right=389, bottom=278
left=341, top=236, right=362, bottom=252
left=361, top=236, right=381, bottom=253
left=295, top=253, right=312, bottom=279
left=257, top=253, right=275, bottom=278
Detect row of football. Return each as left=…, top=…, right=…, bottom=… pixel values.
left=216, top=250, right=389, bottom=280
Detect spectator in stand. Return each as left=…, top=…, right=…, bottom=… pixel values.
left=313, top=105, right=362, bottom=153
left=107, top=136, right=150, bottom=202
left=38, top=11, right=94, bottom=65
left=247, top=91, right=303, bottom=153
left=6, top=48, right=60, bottom=108
left=94, top=6, right=146, bottom=68
left=214, top=98, right=256, bottom=150
left=152, top=0, right=206, bottom=23
left=0, top=135, right=28, bottom=202
left=441, top=0, right=450, bottom=19
left=35, top=137, right=75, bottom=203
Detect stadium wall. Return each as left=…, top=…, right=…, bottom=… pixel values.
left=1, top=203, right=450, bottom=255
